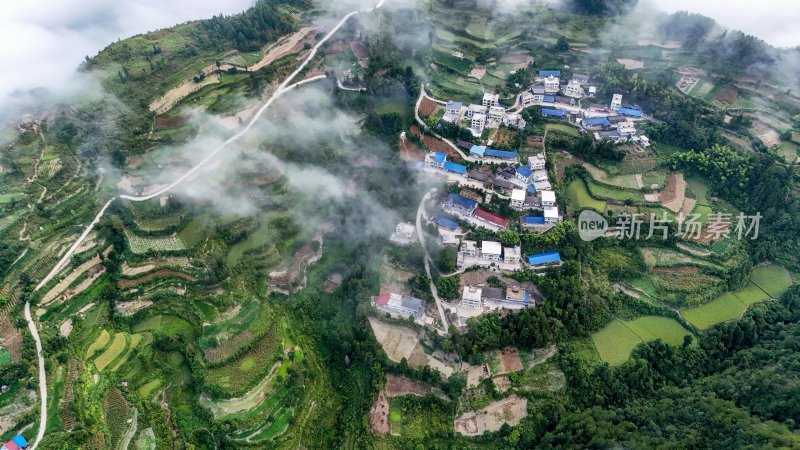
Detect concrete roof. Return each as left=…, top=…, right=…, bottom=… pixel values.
left=541, top=190, right=556, bottom=203
left=511, top=189, right=526, bottom=202
left=544, top=206, right=559, bottom=218
left=462, top=286, right=483, bottom=302
left=481, top=240, right=502, bottom=255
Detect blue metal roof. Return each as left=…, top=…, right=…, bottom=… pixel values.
left=539, top=70, right=561, bottom=77
left=524, top=215, right=545, bottom=224
left=12, top=435, right=28, bottom=448
left=541, top=108, right=565, bottom=117
left=447, top=193, right=477, bottom=209
left=433, top=152, right=447, bottom=163
left=528, top=251, right=562, bottom=266
left=583, top=117, right=610, bottom=127
left=443, top=161, right=467, bottom=174
left=527, top=184, right=537, bottom=193
left=617, top=107, right=642, bottom=117
left=434, top=216, right=459, bottom=230
left=469, top=145, right=487, bottom=156
left=484, top=149, right=518, bottom=159
left=516, top=165, right=533, bottom=178
left=543, top=95, right=555, bottom=103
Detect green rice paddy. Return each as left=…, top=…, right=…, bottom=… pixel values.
left=591, top=316, right=692, bottom=366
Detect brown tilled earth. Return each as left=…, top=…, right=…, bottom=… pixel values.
left=386, top=374, right=432, bottom=397
left=369, top=390, right=390, bottom=435
left=118, top=269, right=196, bottom=289
left=418, top=97, right=441, bottom=117
left=499, top=348, right=523, bottom=374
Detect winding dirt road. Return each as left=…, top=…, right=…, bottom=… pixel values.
left=22, top=2, right=387, bottom=448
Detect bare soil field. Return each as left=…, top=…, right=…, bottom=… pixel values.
left=752, top=121, right=782, bottom=147
left=658, top=173, right=687, bottom=212
left=468, top=66, right=486, bottom=79
left=369, top=390, right=390, bottom=435
left=418, top=96, right=442, bottom=117
left=498, top=347, right=523, bottom=374
left=410, top=125, right=461, bottom=161
left=454, top=395, right=528, bottom=436
left=676, top=76, right=699, bottom=93
left=386, top=374, right=432, bottom=397
left=121, top=257, right=191, bottom=276
left=0, top=315, right=23, bottom=360
left=368, top=318, right=419, bottom=362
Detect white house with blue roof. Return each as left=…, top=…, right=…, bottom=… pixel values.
left=515, top=165, right=533, bottom=182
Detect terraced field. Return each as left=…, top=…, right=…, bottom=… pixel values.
left=125, top=230, right=186, bottom=254
left=592, top=316, right=692, bottom=365
left=682, top=264, right=791, bottom=329
left=565, top=179, right=606, bottom=213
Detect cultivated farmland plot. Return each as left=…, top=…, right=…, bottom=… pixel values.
left=592, top=316, right=692, bottom=365
left=682, top=264, right=791, bottom=329
left=125, top=230, right=186, bottom=254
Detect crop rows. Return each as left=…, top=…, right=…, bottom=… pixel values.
left=125, top=230, right=186, bottom=254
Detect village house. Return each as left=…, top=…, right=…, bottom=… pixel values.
left=502, top=113, right=526, bottom=129
left=515, top=165, right=533, bottom=183
left=520, top=91, right=535, bottom=107
left=443, top=100, right=463, bottom=123
left=488, top=105, right=506, bottom=122
left=543, top=75, right=560, bottom=94
left=561, top=79, right=585, bottom=98
left=544, top=206, right=560, bottom=224
left=466, top=103, right=487, bottom=118
left=482, top=92, right=500, bottom=108
left=528, top=153, right=546, bottom=170
left=472, top=208, right=510, bottom=229
left=541, top=108, right=566, bottom=118
left=538, top=69, right=561, bottom=78
left=471, top=113, right=486, bottom=136
left=528, top=251, right=562, bottom=269
left=373, top=293, right=425, bottom=322
left=520, top=214, right=546, bottom=227
left=390, top=222, right=416, bottom=244
left=481, top=241, right=502, bottom=261
left=461, top=286, right=483, bottom=308
left=572, top=73, right=589, bottom=84
left=444, top=193, right=478, bottom=216
left=582, top=117, right=611, bottom=128
left=588, top=86, right=597, bottom=97
left=617, top=121, right=636, bottom=139
left=1, top=434, right=28, bottom=450
left=510, top=189, right=526, bottom=209
left=617, top=107, right=643, bottom=118
left=460, top=240, right=478, bottom=257
left=610, top=93, right=623, bottom=112
left=530, top=86, right=546, bottom=102
left=469, top=145, right=519, bottom=162
left=424, top=151, right=446, bottom=169
left=424, top=152, right=467, bottom=175
left=504, top=246, right=522, bottom=264
left=541, top=190, right=557, bottom=207
left=457, top=240, right=521, bottom=270
left=434, top=216, right=459, bottom=232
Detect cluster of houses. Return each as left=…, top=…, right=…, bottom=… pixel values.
left=520, top=70, right=596, bottom=110
left=457, top=240, right=521, bottom=271
left=1, top=434, right=28, bottom=450
left=442, top=93, right=526, bottom=137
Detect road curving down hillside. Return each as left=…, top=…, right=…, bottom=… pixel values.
left=22, top=2, right=388, bottom=448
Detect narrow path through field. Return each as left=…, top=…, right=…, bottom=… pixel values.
left=23, top=302, right=46, bottom=450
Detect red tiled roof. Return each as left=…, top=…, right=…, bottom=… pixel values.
left=4, top=441, right=21, bottom=450
left=474, top=208, right=510, bottom=227
left=375, top=293, right=390, bottom=306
